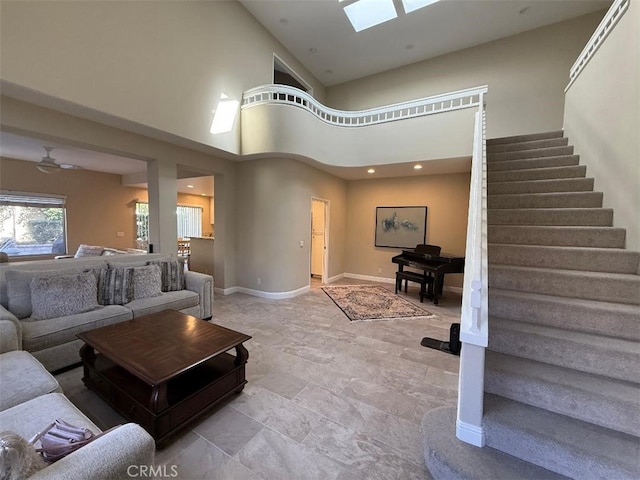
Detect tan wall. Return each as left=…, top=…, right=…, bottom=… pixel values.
left=0, top=157, right=212, bottom=254
left=345, top=173, right=471, bottom=289
left=0, top=0, right=325, bottom=155
left=326, top=12, right=605, bottom=139
left=235, top=158, right=347, bottom=293
left=0, top=156, right=147, bottom=254
left=564, top=1, right=639, bottom=250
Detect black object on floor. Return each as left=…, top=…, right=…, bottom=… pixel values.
left=421, top=323, right=461, bottom=356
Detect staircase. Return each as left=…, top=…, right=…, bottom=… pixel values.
left=422, top=131, right=640, bottom=479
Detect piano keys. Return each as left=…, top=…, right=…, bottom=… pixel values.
left=392, top=247, right=465, bottom=305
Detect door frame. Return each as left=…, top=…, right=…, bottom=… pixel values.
left=310, top=197, right=329, bottom=284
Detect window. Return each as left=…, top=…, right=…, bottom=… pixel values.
left=0, top=192, right=67, bottom=257
left=135, top=202, right=202, bottom=242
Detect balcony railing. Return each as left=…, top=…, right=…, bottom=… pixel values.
left=242, top=84, right=486, bottom=127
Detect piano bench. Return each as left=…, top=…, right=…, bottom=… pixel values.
left=395, top=271, right=433, bottom=302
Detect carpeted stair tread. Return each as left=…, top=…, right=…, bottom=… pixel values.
left=485, top=351, right=640, bottom=436
left=487, top=155, right=579, bottom=172
left=488, top=191, right=603, bottom=209
left=487, top=177, right=594, bottom=194
left=487, top=317, right=640, bottom=382
left=489, top=264, right=640, bottom=304
left=483, top=394, right=640, bottom=480
left=488, top=207, right=613, bottom=226
left=487, top=225, right=626, bottom=248
left=487, top=131, right=564, bottom=146
left=488, top=244, right=640, bottom=274
left=488, top=145, right=574, bottom=162
left=488, top=289, right=640, bottom=341
left=421, top=406, right=568, bottom=480
left=488, top=165, right=586, bottom=182
left=487, top=137, right=569, bottom=154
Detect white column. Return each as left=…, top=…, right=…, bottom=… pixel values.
left=456, top=343, right=486, bottom=447
left=147, top=158, right=177, bottom=255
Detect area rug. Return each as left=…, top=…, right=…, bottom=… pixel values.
left=322, top=285, right=433, bottom=322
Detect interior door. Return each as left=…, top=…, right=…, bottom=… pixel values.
left=311, top=199, right=325, bottom=278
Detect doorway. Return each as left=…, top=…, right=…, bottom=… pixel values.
left=310, top=198, right=329, bottom=284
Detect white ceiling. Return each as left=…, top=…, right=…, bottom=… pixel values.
left=240, top=0, right=611, bottom=86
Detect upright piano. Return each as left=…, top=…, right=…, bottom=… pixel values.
left=392, top=249, right=465, bottom=305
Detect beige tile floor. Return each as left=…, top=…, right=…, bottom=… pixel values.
left=56, top=278, right=461, bottom=480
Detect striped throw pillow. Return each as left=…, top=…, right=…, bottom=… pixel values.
left=98, top=267, right=134, bottom=305
left=146, top=260, right=185, bottom=292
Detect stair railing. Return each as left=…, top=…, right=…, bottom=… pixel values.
left=242, top=84, right=486, bottom=127
left=456, top=91, right=489, bottom=447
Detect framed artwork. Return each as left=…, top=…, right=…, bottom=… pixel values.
left=375, top=206, right=427, bottom=249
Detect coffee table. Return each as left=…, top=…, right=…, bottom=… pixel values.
left=77, top=310, right=251, bottom=447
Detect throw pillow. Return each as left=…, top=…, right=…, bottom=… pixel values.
left=97, top=267, right=134, bottom=305
left=132, top=265, right=162, bottom=300
left=6, top=268, right=86, bottom=319
left=30, top=273, right=99, bottom=321
left=146, top=260, right=185, bottom=292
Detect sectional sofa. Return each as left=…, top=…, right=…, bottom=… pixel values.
left=0, top=254, right=214, bottom=372
left=0, top=319, right=155, bottom=478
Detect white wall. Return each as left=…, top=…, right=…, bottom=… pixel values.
left=326, top=12, right=605, bottom=139
left=564, top=1, right=639, bottom=251
left=241, top=103, right=476, bottom=166
left=0, top=1, right=325, bottom=155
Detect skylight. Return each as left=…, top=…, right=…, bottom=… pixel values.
left=401, top=0, right=440, bottom=14
left=210, top=93, right=239, bottom=134
left=341, top=0, right=441, bottom=32
left=343, top=0, right=397, bottom=32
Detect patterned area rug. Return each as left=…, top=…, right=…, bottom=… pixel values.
left=322, top=284, right=433, bottom=322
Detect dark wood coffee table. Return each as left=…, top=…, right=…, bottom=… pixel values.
left=77, top=310, right=251, bottom=447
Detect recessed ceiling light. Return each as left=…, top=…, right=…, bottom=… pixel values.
left=367, top=168, right=375, bottom=174
left=201, top=193, right=206, bottom=196
left=309, top=47, right=317, bottom=54
left=325, top=69, right=334, bottom=74
left=519, top=6, right=531, bottom=15
left=279, top=18, right=289, bottom=24
left=187, top=185, right=194, bottom=188
left=414, top=164, right=423, bottom=170
left=405, top=44, right=415, bottom=50
left=343, top=0, right=398, bottom=32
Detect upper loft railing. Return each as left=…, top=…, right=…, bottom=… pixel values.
left=566, top=0, right=629, bottom=91
left=242, top=84, right=486, bottom=127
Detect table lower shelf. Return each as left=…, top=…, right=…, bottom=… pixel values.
left=82, top=352, right=246, bottom=447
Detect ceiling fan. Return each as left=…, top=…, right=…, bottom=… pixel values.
left=36, top=146, right=82, bottom=174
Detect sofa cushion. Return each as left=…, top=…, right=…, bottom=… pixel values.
left=0, top=351, right=62, bottom=412
left=6, top=268, right=89, bottom=320
left=74, top=244, right=104, bottom=257
left=132, top=265, right=162, bottom=300
left=97, top=267, right=134, bottom=305
left=30, top=273, right=100, bottom=321
left=146, top=260, right=185, bottom=292
left=0, top=393, right=101, bottom=441
left=126, top=290, right=199, bottom=318
left=21, top=305, right=132, bottom=353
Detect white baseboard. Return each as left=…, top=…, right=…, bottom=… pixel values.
left=215, top=274, right=462, bottom=298
left=325, top=273, right=344, bottom=284
left=456, top=419, right=485, bottom=447
left=344, top=272, right=395, bottom=284
left=215, top=284, right=310, bottom=299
